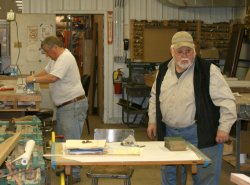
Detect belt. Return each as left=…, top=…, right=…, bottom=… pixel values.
left=57, top=95, right=85, bottom=108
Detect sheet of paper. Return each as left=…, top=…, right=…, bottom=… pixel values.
left=105, top=143, right=142, bottom=155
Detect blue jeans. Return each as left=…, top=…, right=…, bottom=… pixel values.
left=56, top=98, right=88, bottom=140
left=56, top=97, right=88, bottom=178
left=161, top=124, right=223, bottom=185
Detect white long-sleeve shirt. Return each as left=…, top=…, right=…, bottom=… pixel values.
left=148, top=58, right=237, bottom=133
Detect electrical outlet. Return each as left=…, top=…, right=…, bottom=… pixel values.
left=14, top=42, right=22, bottom=48
left=7, top=10, right=15, bottom=21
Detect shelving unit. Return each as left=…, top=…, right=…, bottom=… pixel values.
left=118, top=61, right=156, bottom=127
left=201, top=22, right=232, bottom=59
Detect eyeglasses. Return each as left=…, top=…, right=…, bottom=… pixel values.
left=174, top=48, right=194, bottom=57
left=42, top=45, right=54, bottom=54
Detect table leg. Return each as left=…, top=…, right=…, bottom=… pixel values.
left=236, top=119, right=241, bottom=172
left=177, top=165, right=194, bottom=185
left=191, top=164, right=197, bottom=174
left=60, top=173, right=65, bottom=185
left=176, top=165, right=182, bottom=185
left=64, top=166, right=72, bottom=185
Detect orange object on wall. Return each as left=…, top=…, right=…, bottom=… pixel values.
left=107, top=11, right=113, bottom=44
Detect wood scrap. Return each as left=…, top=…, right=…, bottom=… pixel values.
left=164, top=137, right=187, bottom=151
left=0, top=132, right=21, bottom=166
left=231, top=173, right=250, bottom=185
left=12, top=115, right=33, bottom=123
left=226, top=79, right=250, bottom=93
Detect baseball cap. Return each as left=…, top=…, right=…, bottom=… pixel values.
left=172, top=31, right=195, bottom=50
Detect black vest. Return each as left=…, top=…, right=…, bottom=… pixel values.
left=155, top=56, right=220, bottom=148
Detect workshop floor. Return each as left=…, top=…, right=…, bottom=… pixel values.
left=50, top=115, right=235, bottom=185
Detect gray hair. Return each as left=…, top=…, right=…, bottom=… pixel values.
left=41, top=36, right=64, bottom=49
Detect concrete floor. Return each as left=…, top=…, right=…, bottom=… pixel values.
left=49, top=115, right=236, bottom=185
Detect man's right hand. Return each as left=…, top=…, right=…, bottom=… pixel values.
left=26, top=76, right=34, bottom=84
left=147, top=123, right=156, bottom=140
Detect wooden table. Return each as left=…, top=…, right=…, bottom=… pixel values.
left=50, top=141, right=211, bottom=185
left=0, top=78, right=41, bottom=112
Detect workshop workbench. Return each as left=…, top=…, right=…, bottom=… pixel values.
left=50, top=141, right=211, bottom=185
left=0, top=77, right=41, bottom=112
left=233, top=93, right=250, bottom=173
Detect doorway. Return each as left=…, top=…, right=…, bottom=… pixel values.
left=55, top=14, right=104, bottom=118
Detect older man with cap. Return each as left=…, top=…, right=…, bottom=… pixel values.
left=147, top=31, right=237, bottom=185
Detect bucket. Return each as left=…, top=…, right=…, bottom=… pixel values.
left=240, top=153, right=247, bottom=164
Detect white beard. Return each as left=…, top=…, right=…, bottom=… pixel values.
left=175, top=58, right=192, bottom=70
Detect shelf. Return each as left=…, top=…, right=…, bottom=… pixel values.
left=125, top=85, right=151, bottom=97
left=123, top=109, right=147, bottom=114
left=223, top=155, right=250, bottom=171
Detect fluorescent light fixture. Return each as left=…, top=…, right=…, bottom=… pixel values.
left=15, top=0, right=22, bottom=3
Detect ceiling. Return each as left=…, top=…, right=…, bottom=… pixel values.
left=158, top=0, right=246, bottom=7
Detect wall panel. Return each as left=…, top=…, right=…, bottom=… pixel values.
left=96, top=0, right=113, bottom=11
left=80, top=0, right=96, bottom=10
left=47, top=0, right=63, bottom=13
left=29, top=0, right=47, bottom=13
left=129, top=0, right=147, bottom=20
left=162, top=6, right=179, bottom=20
left=22, top=0, right=30, bottom=13
left=63, top=0, right=80, bottom=10
left=22, top=0, right=241, bottom=26
left=146, top=0, right=163, bottom=20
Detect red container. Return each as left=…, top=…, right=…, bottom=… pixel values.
left=114, top=82, right=122, bottom=94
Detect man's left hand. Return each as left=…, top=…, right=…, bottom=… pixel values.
left=216, top=130, right=229, bottom=143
